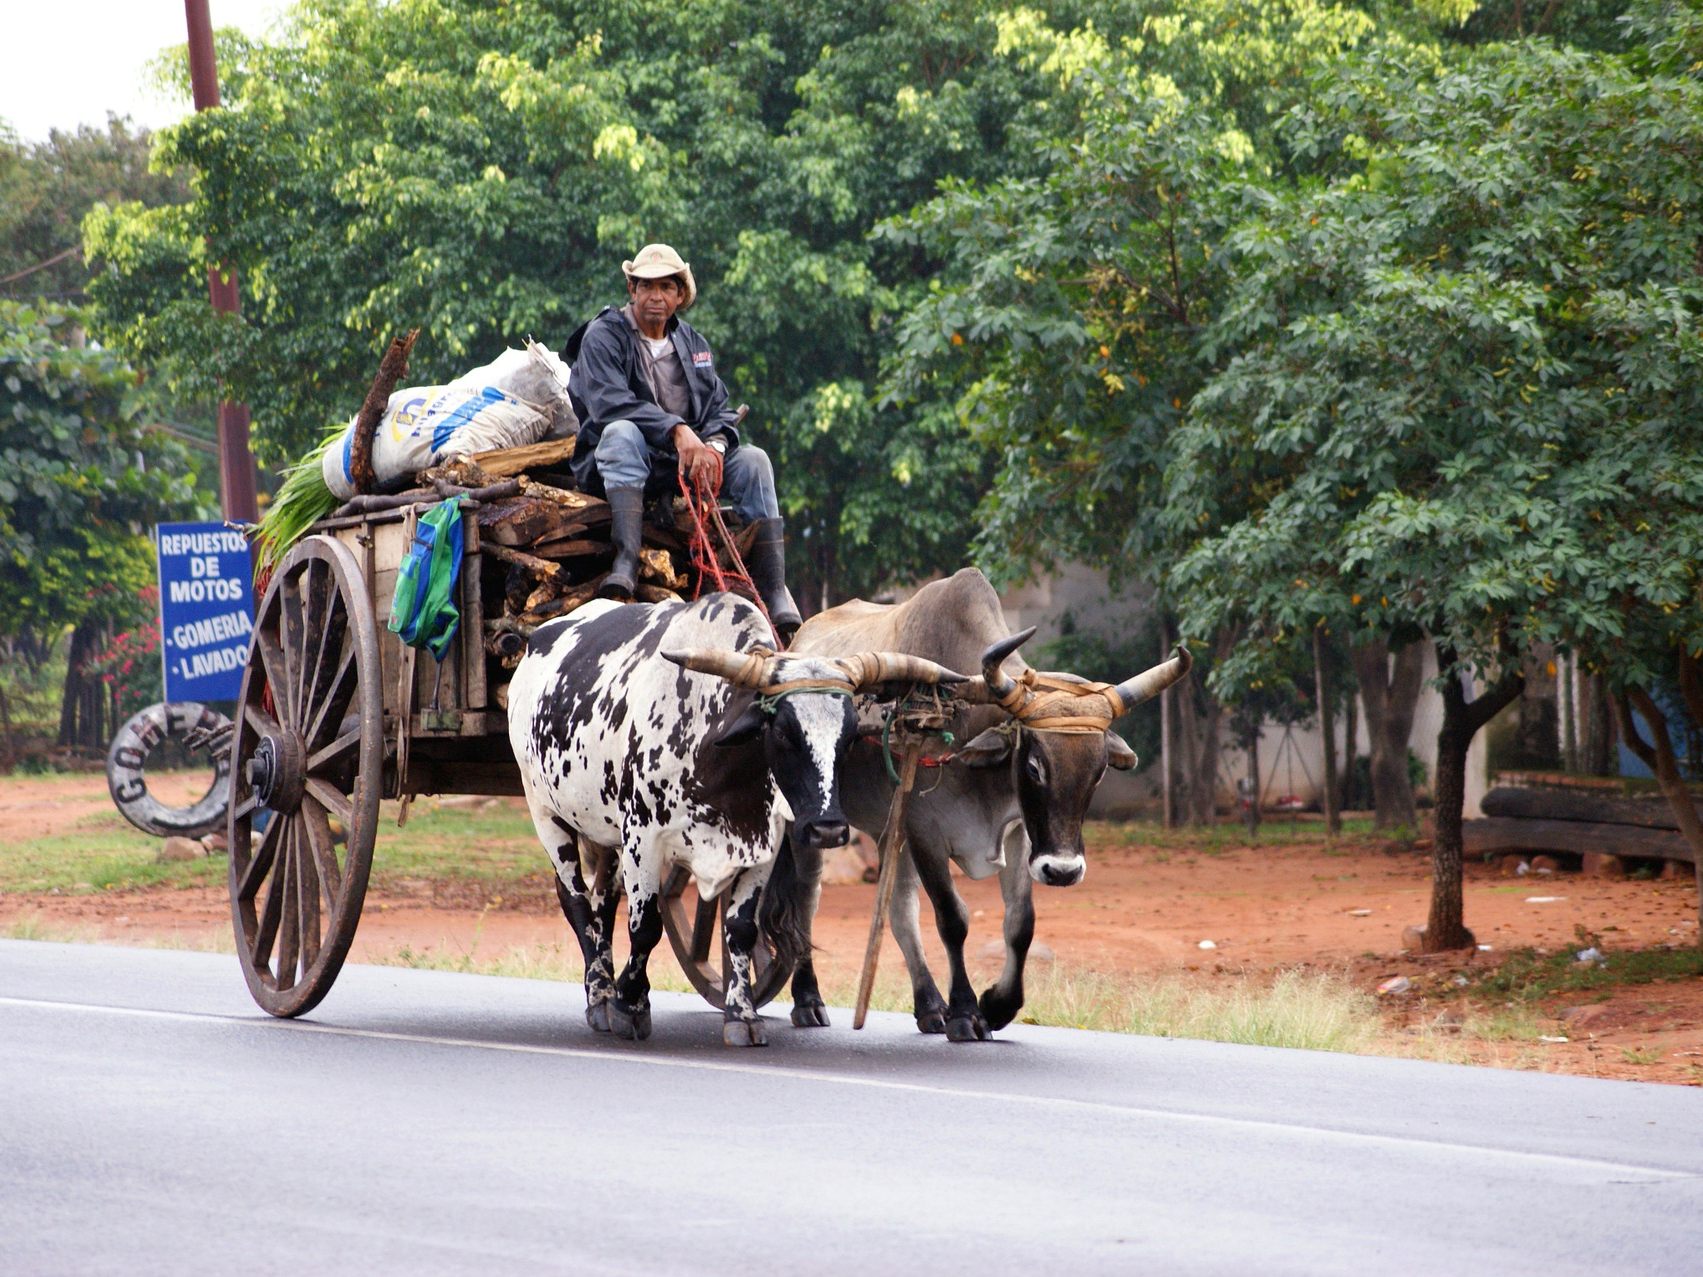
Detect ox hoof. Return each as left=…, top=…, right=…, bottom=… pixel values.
left=585, top=1001, right=612, bottom=1033
left=946, top=1013, right=992, bottom=1043
left=915, top=1008, right=947, bottom=1035
left=608, top=1002, right=652, bottom=1041
left=791, top=1002, right=831, bottom=1029
left=978, top=989, right=1021, bottom=1032
left=723, top=1018, right=769, bottom=1048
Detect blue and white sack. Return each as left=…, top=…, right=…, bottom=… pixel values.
left=322, top=340, right=575, bottom=499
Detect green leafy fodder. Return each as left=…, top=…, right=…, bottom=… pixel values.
left=253, top=418, right=346, bottom=574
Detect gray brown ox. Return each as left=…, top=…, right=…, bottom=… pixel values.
left=764, top=568, right=1191, bottom=1041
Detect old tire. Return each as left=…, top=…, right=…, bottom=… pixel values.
left=106, top=702, right=231, bottom=838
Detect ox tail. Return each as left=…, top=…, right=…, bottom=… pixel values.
left=759, top=836, right=819, bottom=975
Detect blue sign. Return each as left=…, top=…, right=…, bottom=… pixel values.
left=156, top=521, right=255, bottom=703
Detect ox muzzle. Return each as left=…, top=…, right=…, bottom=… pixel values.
left=1030, top=850, right=1085, bottom=887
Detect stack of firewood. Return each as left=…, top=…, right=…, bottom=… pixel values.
left=417, top=438, right=757, bottom=669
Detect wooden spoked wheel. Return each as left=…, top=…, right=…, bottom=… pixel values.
left=227, top=535, right=383, bottom=1018
left=660, top=865, right=793, bottom=1011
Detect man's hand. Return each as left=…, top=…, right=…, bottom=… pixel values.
left=672, top=424, right=724, bottom=493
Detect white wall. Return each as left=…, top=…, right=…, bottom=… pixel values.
left=926, top=565, right=1492, bottom=820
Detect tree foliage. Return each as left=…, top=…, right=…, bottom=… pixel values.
left=1164, top=14, right=1703, bottom=933
left=0, top=116, right=186, bottom=304
left=0, top=301, right=201, bottom=641
left=82, top=0, right=1134, bottom=601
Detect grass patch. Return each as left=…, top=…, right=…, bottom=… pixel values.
left=378, top=939, right=586, bottom=983
left=1, top=914, right=101, bottom=943
left=1464, top=943, right=1703, bottom=1004
left=1012, top=966, right=1382, bottom=1053
left=1091, top=817, right=1378, bottom=855
left=0, top=825, right=226, bottom=893
left=0, top=914, right=231, bottom=952
left=0, top=796, right=553, bottom=896
left=365, top=801, right=553, bottom=893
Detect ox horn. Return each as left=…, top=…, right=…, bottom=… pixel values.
left=837, top=652, right=968, bottom=691
left=1107, top=644, right=1193, bottom=717
left=661, top=648, right=772, bottom=689
left=961, top=626, right=1037, bottom=705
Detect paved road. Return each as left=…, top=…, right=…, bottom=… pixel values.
left=2, top=940, right=1700, bottom=1275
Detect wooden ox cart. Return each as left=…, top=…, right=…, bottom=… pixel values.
left=224, top=447, right=786, bottom=1018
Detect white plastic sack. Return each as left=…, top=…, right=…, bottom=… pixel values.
left=322, top=340, right=576, bottom=499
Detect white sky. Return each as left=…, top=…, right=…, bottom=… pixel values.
left=2, top=1, right=287, bottom=143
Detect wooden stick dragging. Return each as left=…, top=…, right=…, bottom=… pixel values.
left=853, top=739, right=922, bottom=1029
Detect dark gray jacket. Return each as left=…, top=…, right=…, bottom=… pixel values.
left=562, top=306, right=740, bottom=491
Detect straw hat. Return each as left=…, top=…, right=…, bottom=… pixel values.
left=622, top=243, right=697, bottom=309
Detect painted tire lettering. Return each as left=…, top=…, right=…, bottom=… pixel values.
left=105, top=702, right=232, bottom=839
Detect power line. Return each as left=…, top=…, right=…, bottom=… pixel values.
left=0, top=245, right=81, bottom=287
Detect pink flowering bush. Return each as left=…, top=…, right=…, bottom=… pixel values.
left=89, top=586, right=163, bottom=719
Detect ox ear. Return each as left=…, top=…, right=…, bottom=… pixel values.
left=709, top=700, right=767, bottom=748
left=958, top=726, right=1015, bottom=769
left=1106, top=731, right=1139, bottom=771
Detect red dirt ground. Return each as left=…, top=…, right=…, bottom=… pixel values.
left=3, top=777, right=1700, bottom=1084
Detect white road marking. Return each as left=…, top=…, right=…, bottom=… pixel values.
left=0, top=993, right=1691, bottom=1183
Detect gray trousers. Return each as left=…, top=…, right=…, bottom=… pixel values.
left=592, top=419, right=779, bottom=523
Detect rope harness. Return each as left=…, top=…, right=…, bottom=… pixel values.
left=677, top=468, right=780, bottom=648
left=722, top=646, right=859, bottom=712
left=992, top=669, right=1126, bottom=734
left=858, top=668, right=1122, bottom=778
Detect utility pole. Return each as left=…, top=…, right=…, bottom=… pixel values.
left=1160, top=623, right=1174, bottom=829
left=184, top=0, right=259, bottom=523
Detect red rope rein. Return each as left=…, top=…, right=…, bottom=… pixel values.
left=677, top=468, right=781, bottom=648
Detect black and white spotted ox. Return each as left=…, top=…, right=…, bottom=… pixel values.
left=507, top=594, right=962, bottom=1046
left=766, top=568, right=1191, bottom=1041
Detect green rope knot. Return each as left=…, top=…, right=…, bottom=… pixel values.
left=878, top=693, right=957, bottom=783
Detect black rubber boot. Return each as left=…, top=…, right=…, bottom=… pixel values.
left=747, top=517, right=803, bottom=641
left=599, top=487, right=644, bottom=601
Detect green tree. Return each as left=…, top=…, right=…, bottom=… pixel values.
left=881, top=2, right=1402, bottom=820
left=85, top=0, right=1107, bottom=603
left=0, top=301, right=201, bottom=749
left=1171, top=16, right=1703, bottom=946
left=0, top=115, right=187, bottom=303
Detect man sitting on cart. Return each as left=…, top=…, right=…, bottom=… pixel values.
left=562, top=242, right=802, bottom=638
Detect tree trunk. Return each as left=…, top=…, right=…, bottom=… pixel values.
left=1342, top=689, right=1359, bottom=810
left=1191, top=697, right=1223, bottom=825
left=1160, top=625, right=1176, bottom=829
left=1351, top=638, right=1424, bottom=832
left=1172, top=682, right=1208, bottom=825
left=1560, top=652, right=1578, bottom=773
left=1315, top=627, right=1340, bottom=835
left=1423, top=642, right=1524, bottom=954
left=1581, top=672, right=1617, bottom=776
left=1616, top=657, right=1703, bottom=943
left=58, top=620, right=111, bottom=752
left=1172, top=626, right=1238, bottom=826
left=1243, top=725, right=1261, bottom=841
